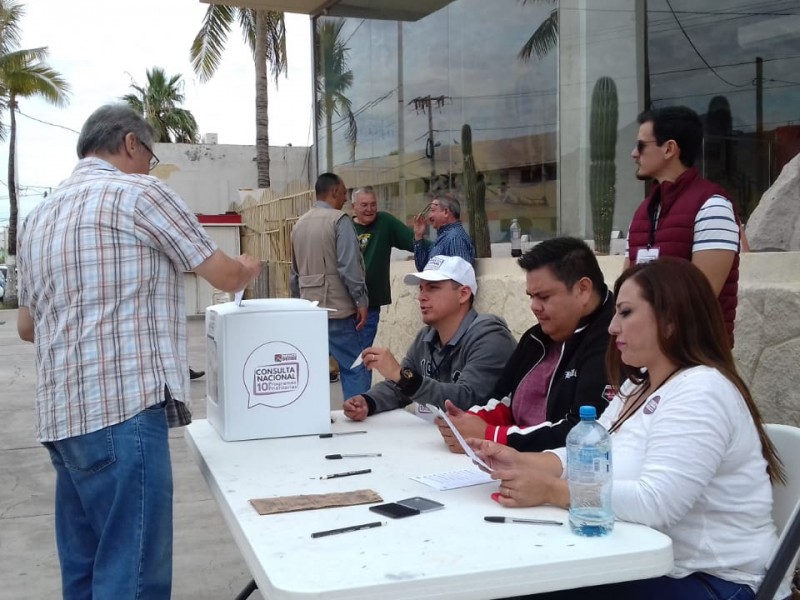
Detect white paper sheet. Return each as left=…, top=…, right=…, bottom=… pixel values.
left=437, top=408, right=494, bottom=471
left=411, top=469, right=494, bottom=491
left=234, top=290, right=244, bottom=306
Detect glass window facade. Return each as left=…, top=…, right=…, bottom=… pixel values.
left=314, top=0, right=559, bottom=245
left=313, top=0, right=800, bottom=251
left=646, top=0, right=800, bottom=221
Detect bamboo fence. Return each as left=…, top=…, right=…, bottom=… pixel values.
left=237, top=184, right=314, bottom=299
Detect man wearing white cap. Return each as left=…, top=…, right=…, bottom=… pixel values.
left=343, top=255, right=516, bottom=421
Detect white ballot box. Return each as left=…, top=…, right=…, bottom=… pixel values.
left=205, top=298, right=331, bottom=441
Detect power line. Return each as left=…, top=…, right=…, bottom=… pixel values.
left=664, top=0, right=752, bottom=88
left=651, top=53, right=800, bottom=78
left=16, top=109, right=80, bottom=134
left=652, top=80, right=800, bottom=103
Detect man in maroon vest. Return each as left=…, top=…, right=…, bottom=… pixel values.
left=626, top=106, right=740, bottom=345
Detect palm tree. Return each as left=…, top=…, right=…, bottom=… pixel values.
left=0, top=0, right=69, bottom=306
left=123, top=67, right=199, bottom=143
left=315, top=18, right=357, bottom=171
left=518, top=0, right=558, bottom=62
left=0, top=0, right=24, bottom=139
left=191, top=6, right=286, bottom=188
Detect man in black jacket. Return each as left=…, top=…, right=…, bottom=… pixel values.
left=437, top=237, right=614, bottom=453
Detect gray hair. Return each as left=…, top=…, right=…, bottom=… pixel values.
left=77, top=104, right=155, bottom=158
left=351, top=186, right=377, bottom=204
left=435, top=193, right=461, bottom=219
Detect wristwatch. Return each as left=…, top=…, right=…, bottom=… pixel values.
left=395, top=367, right=420, bottom=395
left=398, top=367, right=414, bottom=384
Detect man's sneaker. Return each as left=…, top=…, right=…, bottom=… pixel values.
left=189, top=368, right=205, bottom=380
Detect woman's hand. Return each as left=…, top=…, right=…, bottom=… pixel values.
left=467, top=439, right=569, bottom=508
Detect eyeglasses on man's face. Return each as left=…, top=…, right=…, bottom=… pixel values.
left=138, top=139, right=160, bottom=171
left=636, top=140, right=659, bottom=154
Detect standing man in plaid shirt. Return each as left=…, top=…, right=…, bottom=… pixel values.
left=413, top=192, right=476, bottom=270
left=16, top=104, right=261, bottom=599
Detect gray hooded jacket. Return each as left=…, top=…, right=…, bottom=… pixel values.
left=364, top=308, right=516, bottom=415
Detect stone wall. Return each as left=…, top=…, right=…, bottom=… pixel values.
left=375, top=253, right=800, bottom=427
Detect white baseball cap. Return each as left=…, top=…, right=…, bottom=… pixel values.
left=403, top=255, right=478, bottom=294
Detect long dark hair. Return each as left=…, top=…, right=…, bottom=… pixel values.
left=606, top=257, right=784, bottom=483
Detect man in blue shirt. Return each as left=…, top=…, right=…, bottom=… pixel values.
left=413, top=193, right=476, bottom=270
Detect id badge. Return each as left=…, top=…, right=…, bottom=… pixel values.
left=636, top=247, right=660, bottom=264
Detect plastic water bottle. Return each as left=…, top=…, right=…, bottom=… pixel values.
left=566, top=405, right=614, bottom=536
left=510, top=219, right=522, bottom=257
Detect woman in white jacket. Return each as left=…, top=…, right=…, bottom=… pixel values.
left=471, top=257, right=785, bottom=600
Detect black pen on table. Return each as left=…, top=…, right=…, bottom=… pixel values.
left=311, top=521, right=386, bottom=539
left=484, top=516, right=563, bottom=526
left=315, top=468, right=372, bottom=480
left=319, top=431, right=367, bottom=438
left=325, top=453, right=381, bottom=459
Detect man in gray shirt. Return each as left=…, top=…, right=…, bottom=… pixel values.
left=291, top=173, right=371, bottom=398
left=343, top=255, right=516, bottom=421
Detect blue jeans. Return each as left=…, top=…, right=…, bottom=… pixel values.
left=43, top=403, right=173, bottom=600
left=329, top=315, right=372, bottom=399
left=506, top=572, right=755, bottom=600
left=361, top=307, right=382, bottom=349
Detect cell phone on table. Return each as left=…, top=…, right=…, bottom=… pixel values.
left=369, top=502, right=420, bottom=519
left=397, top=497, right=445, bottom=513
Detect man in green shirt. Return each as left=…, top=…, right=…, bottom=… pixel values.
left=352, top=186, right=415, bottom=350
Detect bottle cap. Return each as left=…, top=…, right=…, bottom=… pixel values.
left=579, top=405, right=597, bottom=419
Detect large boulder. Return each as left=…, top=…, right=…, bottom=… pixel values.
left=746, top=152, right=800, bottom=251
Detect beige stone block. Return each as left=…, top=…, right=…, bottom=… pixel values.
left=750, top=339, right=800, bottom=427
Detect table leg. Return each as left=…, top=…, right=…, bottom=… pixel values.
left=234, top=579, right=258, bottom=600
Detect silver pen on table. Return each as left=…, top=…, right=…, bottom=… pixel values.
left=484, top=516, right=563, bottom=526
left=315, top=468, right=372, bottom=480
left=319, top=431, right=367, bottom=438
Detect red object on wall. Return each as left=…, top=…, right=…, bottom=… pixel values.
left=196, top=213, right=242, bottom=225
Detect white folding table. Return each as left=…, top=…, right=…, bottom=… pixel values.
left=184, top=410, right=673, bottom=599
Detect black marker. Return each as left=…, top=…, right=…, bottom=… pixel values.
left=311, top=521, right=386, bottom=538
left=484, top=516, right=563, bottom=526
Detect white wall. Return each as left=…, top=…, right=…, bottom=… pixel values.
left=153, top=142, right=312, bottom=214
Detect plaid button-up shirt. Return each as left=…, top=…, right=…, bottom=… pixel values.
left=18, top=158, right=217, bottom=442
left=413, top=221, right=476, bottom=271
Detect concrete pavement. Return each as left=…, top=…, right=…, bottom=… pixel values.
left=0, top=310, right=343, bottom=599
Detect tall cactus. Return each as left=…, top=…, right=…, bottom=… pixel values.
left=589, top=76, right=618, bottom=254
left=462, top=124, right=491, bottom=257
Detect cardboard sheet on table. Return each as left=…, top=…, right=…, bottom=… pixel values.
left=249, top=489, right=383, bottom=515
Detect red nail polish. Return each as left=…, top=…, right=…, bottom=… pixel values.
left=491, top=492, right=502, bottom=503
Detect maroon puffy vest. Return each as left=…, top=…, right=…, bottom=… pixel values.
left=627, top=167, right=739, bottom=346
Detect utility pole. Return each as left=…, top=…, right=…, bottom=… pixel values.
left=397, top=23, right=405, bottom=203
left=409, top=95, right=450, bottom=189
left=755, top=56, right=764, bottom=207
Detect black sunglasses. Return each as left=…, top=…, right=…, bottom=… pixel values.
left=636, top=140, right=658, bottom=153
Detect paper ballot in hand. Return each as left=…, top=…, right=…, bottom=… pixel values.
left=234, top=290, right=245, bottom=306
left=437, top=408, right=494, bottom=472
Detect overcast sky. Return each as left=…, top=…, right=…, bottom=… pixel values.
left=0, top=0, right=313, bottom=225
